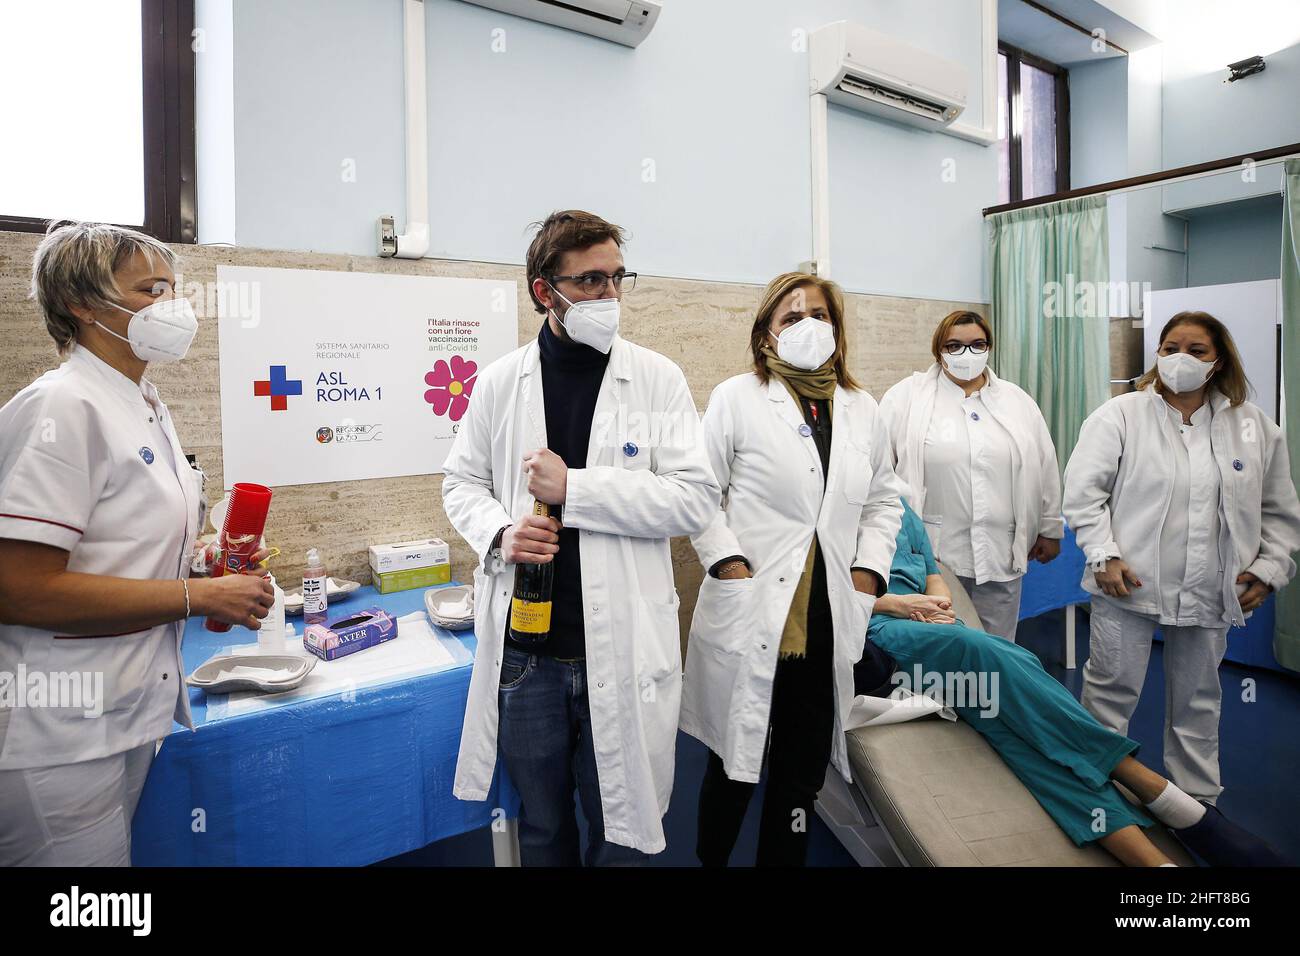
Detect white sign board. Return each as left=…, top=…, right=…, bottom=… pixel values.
left=217, top=265, right=517, bottom=488
left=1145, top=279, right=1281, bottom=422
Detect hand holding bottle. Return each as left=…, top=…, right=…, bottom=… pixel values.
left=522, top=448, right=568, bottom=505
left=510, top=501, right=557, bottom=644
left=503, top=514, right=561, bottom=564
left=190, top=574, right=274, bottom=628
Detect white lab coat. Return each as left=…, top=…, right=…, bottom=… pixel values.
left=442, top=334, right=719, bottom=854
left=1063, top=387, right=1300, bottom=627
left=0, top=346, right=200, bottom=771
left=878, top=365, right=1064, bottom=574
left=681, top=373, right=905, bottom=784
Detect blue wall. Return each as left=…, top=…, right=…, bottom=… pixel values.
left=214, top=0, right=997, bottom=303
left=1067, top=56, right=1128, bottom=189
left=1162, top=39, right=1300, bottom=212
left=230, top=0, right=406, bottom=256
left=1186, top=196, right=1283, bottom=287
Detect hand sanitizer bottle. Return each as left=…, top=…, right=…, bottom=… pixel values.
left=259, top=573, right=288, bottom=654
left=303, top=548, right=328, bottom=626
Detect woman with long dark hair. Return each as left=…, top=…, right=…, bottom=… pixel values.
left=1064, top=310, right=1300, bottom=805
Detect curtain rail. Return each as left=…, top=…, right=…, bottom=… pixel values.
left=983, top=142, right=1300, bottom=217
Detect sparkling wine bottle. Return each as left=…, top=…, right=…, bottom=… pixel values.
left=509, top=500, right=554, bottom=645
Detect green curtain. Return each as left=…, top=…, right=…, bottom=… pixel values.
left=1275, top=159, right=1300, bottom=673
left=988, top=194, right=1110, bottom=475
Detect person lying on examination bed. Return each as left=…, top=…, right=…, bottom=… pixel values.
left=858, top=500, right=1285, bottom=867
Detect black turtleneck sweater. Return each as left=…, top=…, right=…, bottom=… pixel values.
left=505, top=319, right=610, bottom=659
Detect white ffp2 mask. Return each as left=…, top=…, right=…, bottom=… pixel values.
left=773, top=316, right=836, bottom=370
left=941, top=350, right=989, bottom=382
left=1156, top=351, right=1215, bottom=394
left=550, top=285, right=620, bottom=354
left=97, top=297, right=198, bottom=364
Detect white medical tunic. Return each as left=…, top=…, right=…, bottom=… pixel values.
left=921, top=374, right=1020, bottom=583
left=1156, top=399, right=1225, bottom=627
left=0, top=345, right=201, bottom=770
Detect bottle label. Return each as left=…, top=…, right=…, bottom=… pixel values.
left=303, top=576, right=326, bottom=613
left=510, top=598, right=551, bottom=634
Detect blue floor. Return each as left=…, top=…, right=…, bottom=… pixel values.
left=1020, top=606, right=1300, bottom=866
left=381, top=605, right=1300, bottom=866
left=379, top=726, right=858, bottom=867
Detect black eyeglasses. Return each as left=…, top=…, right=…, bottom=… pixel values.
left=941, top=341, right=989, bottom=355
left=548, top=271, right=637, bottom=297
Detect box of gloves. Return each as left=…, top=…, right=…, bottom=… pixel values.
left=303, top=606, right=398, bottom=661
left=368, top=538, right=451, bottom=593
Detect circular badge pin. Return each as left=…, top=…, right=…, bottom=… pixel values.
left=623, top=441, right=639, bottom=458
left=139, top=446, right=155, bottom=465
left=798, top=423, right=812, bottom=437
left=1233, top=459, right=1243, bottom=471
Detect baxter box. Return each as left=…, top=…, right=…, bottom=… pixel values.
left=371, top=563, right=451, bottom=594
left=303, top=606, right=398, bottom=661
left=368, top=538, right=450, bottom=574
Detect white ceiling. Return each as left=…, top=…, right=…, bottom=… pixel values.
left=998, top=0, right=1162, bottom=66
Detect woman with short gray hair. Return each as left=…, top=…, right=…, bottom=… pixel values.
left=0, top=221, right=273, bottom=866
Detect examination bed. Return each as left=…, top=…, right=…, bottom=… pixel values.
left=815, top=564, right=1195, bottom=866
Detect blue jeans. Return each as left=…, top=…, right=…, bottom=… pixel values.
left=497, top=645, right=650, bottom=866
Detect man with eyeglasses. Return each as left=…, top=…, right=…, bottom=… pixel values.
left=441, top=209, right=720, bottom=865
left=879, top=310, right=1063, bottom=643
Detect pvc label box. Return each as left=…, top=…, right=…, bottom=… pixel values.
left=369, top=538, right=451, bottom=594
left=368, top=538, right=449, bottom=573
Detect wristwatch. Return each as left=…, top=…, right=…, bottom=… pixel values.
left=489, top=525, right=508, bottom=564
left=710, top=555, right=751, bottom=578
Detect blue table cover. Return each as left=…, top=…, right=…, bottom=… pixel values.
left=1019, top=526, right=1090, bottom=621
left=131, top=582, right=518, bottom=866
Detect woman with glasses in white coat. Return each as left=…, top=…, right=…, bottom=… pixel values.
left=1064, top=310, right=1300, bottom=805
left=878, top=310, right=1064, bottom=643
left=681, top=272, right=905, bottom=867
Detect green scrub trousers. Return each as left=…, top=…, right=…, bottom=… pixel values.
left=871, top=504, right=1153, bottom=845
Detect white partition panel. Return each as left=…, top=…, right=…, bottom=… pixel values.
left=1145, top=279, right=1282, bottom=421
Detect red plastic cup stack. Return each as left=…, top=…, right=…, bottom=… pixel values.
left=205, top=482, right=273, bottom=633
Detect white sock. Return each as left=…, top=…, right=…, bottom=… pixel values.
left=1145, top=781, right=1206, bottom=829
left=1159, top=862, right=1179, bottom=867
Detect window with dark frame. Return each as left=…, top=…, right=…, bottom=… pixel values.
left=997, top=41, right=1071, bottom=206
left=0, top=0, right=196, bottom=243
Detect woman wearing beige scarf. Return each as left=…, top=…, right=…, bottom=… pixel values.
left=682, top=272, right=906, bottom=866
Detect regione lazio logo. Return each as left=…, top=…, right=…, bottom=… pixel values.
left=253, top=365, right=303, bottom=411
left=424, top=356, right=477, bottom=422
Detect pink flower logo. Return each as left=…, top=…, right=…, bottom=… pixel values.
left=424, top=355, right=477, bottom=421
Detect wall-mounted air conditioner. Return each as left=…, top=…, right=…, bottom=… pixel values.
left=458, top=1, right=661, bottom=48
left=810, top=20, right=967, bottom=129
